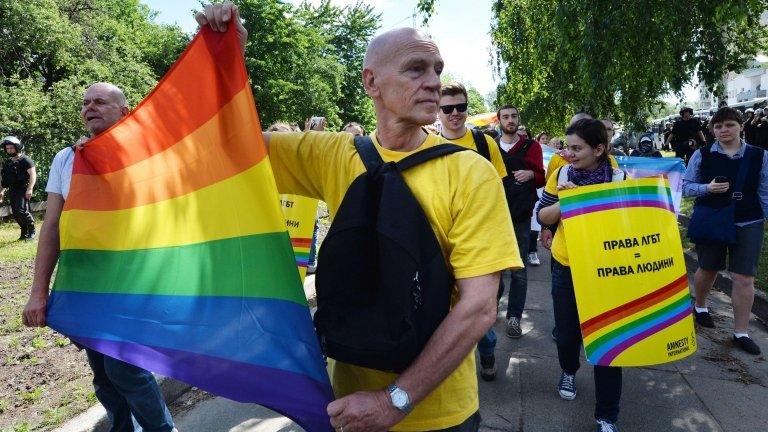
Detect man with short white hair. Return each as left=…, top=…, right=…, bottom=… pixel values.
left=22, top=82, right=176, bottom=432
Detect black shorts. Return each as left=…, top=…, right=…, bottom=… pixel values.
left=696, top=221, right=764, bottom=276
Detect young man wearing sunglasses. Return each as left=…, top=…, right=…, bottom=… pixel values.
left=438, top=82, right=508, bottom=180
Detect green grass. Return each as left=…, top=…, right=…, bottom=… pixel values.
left=0, top=222, right=37, bottom=264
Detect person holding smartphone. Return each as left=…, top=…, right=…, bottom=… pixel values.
left=683, top=107, right=768, bottom=355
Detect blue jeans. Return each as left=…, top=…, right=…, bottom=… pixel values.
left=85, top=348, right=174, bottom=432
left=504, top=219, right=530, bottom=320
left=551, top=259, right=622, bottom=423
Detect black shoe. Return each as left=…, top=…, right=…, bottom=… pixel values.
left=18, top=226, right=27, bottom=241
left=480, top=354, right=497, bottom=381
left=25, top=225, right=36, bottom=241
left=693, top=308, right=715, bottom=328
left=733, top=335, right=761, bottom=355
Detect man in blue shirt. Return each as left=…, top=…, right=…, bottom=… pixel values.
left=683, top=107, right=768, bottom=355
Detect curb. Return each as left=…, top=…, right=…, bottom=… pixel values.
left=55, top=376, right=190, bottom=432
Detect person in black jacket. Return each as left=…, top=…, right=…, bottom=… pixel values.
left=630, top=135, right=662, bottom=158
left=1, top=136, right=37, bottom=240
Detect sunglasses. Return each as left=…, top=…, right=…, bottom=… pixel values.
left=440, top=103, right=468, bottom=115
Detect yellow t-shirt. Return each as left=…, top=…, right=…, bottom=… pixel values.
left=441, top=129, right=508, bottom=178
left=545, top=153, right=618, bottom=182
left=269, top=130, right=522, bottom=430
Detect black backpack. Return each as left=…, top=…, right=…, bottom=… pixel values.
left=313, top=136, right=468, bottom=373
left=496, top=137, right=538, bottom=222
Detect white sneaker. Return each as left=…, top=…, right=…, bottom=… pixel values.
left=528, top=252, right=540, bottom=266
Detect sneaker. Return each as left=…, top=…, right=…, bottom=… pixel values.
left=506, top=317, right=522, bottom=338
left=733, top=335, right=761, bottom=355
left=596, top=419, right=619, bottom=432
left=693, top=307, right=715, bottom=328
left=479, top=354, right=496, bottom=381
left=551, top=327, right=557, bottom=342
left=557, top=371, right=576, bottom=400
left=528, top=252, right=540, bottom=266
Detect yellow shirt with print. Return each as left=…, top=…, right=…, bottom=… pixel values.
left=269, top=130, right=522, bottom=431
left=545, top=153, right=618, bottom=182
left=442, top=129, right=508, bottom=178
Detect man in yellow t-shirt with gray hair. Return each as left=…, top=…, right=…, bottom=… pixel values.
left=197, top=3, right=522, bottom=432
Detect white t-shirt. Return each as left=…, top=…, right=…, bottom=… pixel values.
left=45, top=147, right=75, bottom=200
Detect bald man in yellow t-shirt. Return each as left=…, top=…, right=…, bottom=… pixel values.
left=198, top=6, right=522, bottom=431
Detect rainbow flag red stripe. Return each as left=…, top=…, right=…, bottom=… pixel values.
left=46, top=27, right=333, bottom=431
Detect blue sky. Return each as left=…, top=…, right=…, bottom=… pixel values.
left=141, top=0, right=499, bottom=95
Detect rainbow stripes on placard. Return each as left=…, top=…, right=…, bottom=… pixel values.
left=292, top=237, right=312, bottom=269
left=45, top=27, right=333, bottom=432
left=560, top=181, right=675, bottom=219
left=582, top=274, right=691, bottom=365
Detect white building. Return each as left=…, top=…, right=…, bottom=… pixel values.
left=698, top=11, right=768, bottom=110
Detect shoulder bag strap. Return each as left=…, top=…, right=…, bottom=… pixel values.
left=354, top=135, right=385, bottom=174
left=470, top=129, right=491, bottom=161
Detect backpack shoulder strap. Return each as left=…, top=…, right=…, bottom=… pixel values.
left=517, top=138, right=533, bottom=156
left=354, top=135, right=384, bottom=173
left=470, top=129, right=491, bottom=161
left=396, top=144, right=468, bottom=172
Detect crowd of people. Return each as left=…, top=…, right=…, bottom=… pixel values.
left=2, top=2, right=766, bottom=432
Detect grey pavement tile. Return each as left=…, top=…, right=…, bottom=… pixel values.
left=684, top=374, right=768, bottom=432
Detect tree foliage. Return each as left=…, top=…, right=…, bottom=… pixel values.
left=237, top=0, right=379, bottom=132
left=0, top=0, right=189, bottom=200
left=492, top=0, right=768, bottom=133
left=418, top=0, right=768, bottom=133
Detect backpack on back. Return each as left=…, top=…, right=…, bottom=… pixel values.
left=497, top=137, right=538, bottom=222
left=314, top=136, right=468, bottom=373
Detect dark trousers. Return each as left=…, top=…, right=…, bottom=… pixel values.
left=9, top=188, right=34, bottom=235
left=551, top=259, right=622, bottom=423
left=85, top=349, right=174, bottom=432
left=529, top=230, right=539, bottom=253
left=434, top=411, right=480, bottom=432
left=502, top=219, right=530, bottom=320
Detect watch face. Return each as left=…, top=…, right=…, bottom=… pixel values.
left=392, top=389, right=408, bottom=407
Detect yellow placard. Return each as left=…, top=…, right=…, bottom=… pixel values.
left=280, top=194, right=320, bottom=281
left=560, top=177, right=696, bottom=366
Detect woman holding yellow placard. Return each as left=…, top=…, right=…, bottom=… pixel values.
left=537, top=118, right=628, bottom=432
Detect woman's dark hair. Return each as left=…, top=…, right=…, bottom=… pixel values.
left=565, top=118, right=609, bottom=163
left=535, top=131, right=549, bottom=141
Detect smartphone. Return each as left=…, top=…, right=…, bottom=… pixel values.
left=714, top=176, right=728, bottom=183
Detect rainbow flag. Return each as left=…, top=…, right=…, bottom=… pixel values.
left=45, top=27, right=333, bottom=431
left=560, top=177, right=696, bottom=367
left=615, top=156, right=685, bottom=213
left=280, top=194, right=320, bottom=280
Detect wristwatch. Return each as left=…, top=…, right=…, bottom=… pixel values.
left=387, top=383, right=413, bottom=414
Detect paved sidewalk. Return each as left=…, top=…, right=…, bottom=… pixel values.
left=170, top=250, right=768, bottom=432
